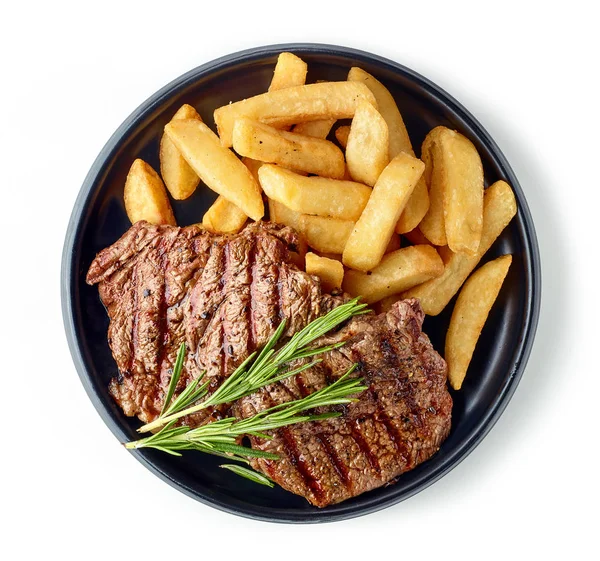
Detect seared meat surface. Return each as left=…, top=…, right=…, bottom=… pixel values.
left=87, top=221, right=451, bottom=507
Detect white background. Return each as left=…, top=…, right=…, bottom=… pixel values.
left=1, top=1, right=598, bottom=559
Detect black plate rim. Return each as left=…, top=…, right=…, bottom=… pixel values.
left=61, top=43, right=541, bottom=524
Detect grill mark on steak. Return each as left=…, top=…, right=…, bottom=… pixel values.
left=315, top=433, right=352, bottom=492
left=128, top=263, right=139, bottom=378
left=350, top=420, right=382, bottom=475
left=281, top=428, right=326, bottom=504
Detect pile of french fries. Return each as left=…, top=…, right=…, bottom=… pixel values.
left=122, top=52, right=517, bottom=392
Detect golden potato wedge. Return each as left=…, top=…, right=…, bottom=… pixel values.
left=385, top=234, right=401, bottom=253
left=403, top=180, right=517, bottom=315
left=292, top=119, right=336, bottom=139
left=268, top=198, right=302, bottom=229
left=343, top=245, right=444, bottom=304
left=242, top=157, right=263, bottom=183
left=300, top=214, right=355, bottom=254
left=347, top=67, right=412, bottom=159
left=403, top=226, right=430, bottom=246
left=165, top=119, right=264, bottom=221
left=232, top=118, right=345, bottom=178
left=346, top=68, right=428, bottom=234
left=159, top=104, right=202, bottom=200
left=346, top=101, right=390, bottom=186
left=419, top=126, right=448, bottom=245
left=269, top=52, right=308, bottom=92
left=305, top=252, right=344, bottom=292
left=268, top=200, right=354, bottom=254
left=395, top=178, right=430, bottom=234
left=419, top=126, right=484, bottom=252
left=343, top=153, right=424, bottom=271
left=258, top=164, right=371, bottom=221
left=202, top=196, right=248, bottom=234
left=214, top=82, right=377, bottom=147
left=446, top=255, right=512, bottom=390
left=124, top=159, right=176, bottom=226
left=335, top=125, right=350, bottom=149
left=438, top=128, right=484, bottom=254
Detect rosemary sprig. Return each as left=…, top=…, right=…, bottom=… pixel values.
left=220, top=465, right=275, bottom=488
left=125, top=367, right=366, bottom=460
left=139, top=297, right=368, bottom=433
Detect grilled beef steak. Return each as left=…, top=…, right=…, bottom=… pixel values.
left=87, top=221, right=451, bottom=507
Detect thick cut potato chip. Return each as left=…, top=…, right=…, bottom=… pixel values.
left=268, top=200, right=354, bottom=254
left=438, top=128, right=484, bottom=254
left=232, top=118, right=345, bottom=178
left=292, top=119, right=336, bottom=139
left=346, top=101, right=390, bottom=186
left=300, top=214, right=355, bottom=254
left=343, top=245, right=444, bottom=304
left=343, top=153, right=424, bottom=271
left=386, top=234, right=401, bottom=253
left=165, top=119, right=264, bottom=221
left=419, top=126, right=448, bottom=245
left=159, top=104, right=202, bottom=200
left=214, top=82, right=377, bottom=147
left=124, top=159, right=176, bottom=226
left=445, top=255, right=512, bottom=390
left=202, top=196, right=247, bottom=234
left=258, top=164, right=371, bottom=220
left=395, top=178, right=430, bottom=234
left=403, top=180, right=517, bottom=315
left=242, top=157, right=263, bottom=183
left=419, top=126, right=484, bottom=252
left=348, top=67, right=412, bottom=159
left=305, top=252, right=344, bottom=292
left=335, top=125, right=350, bottom=148
left=403, top=226, right=430, bottom=246
left=346, top=67, right=428, bottom=233
left=269, top=52, right=308, bottom=92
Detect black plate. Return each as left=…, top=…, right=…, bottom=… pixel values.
left=61, top=44, right=541, bottom=523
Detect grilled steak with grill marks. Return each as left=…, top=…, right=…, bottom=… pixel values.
left=87, top=220, right=452, bottom=507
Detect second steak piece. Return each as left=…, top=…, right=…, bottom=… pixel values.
left=238, top=299, right=452, bottom=507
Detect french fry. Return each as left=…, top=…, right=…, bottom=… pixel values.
left=242, top=157, right=263, bottom=183
left=403, top=180, right=517, bottom=315
left=419, top=126, right=484, bottom=253
left=202, top=196, right=247, bottom=234
left=159, top=104, right=202, bottom=200
left=403, top=226, right=430, bottom=246
left=299, top=214, right=355, bottom=254
left=419, top=126, right=447, bottom=245
left=305, top=252, right=344, bottom=292
left=232, top=118, right=345, bottom=178
left=292, top=119, right=336, bottom=139
left=385, top=234, right=401, bottom=253
left=268, top=199, right=354, bottom=254
left=214, top=82, right=377, bottom=147
left=346, top=101, right=390, bottom=186
left=335, top=125, right=350, bottom=148
left=258, top=164, right=371, bottom=221
left=165, top=119, right=264, bottom=221
left=395, top=178, right=430, bottom=234
left=346, top=67, right=428, bottom=234
left=343, top=153, right=424, bottom=272
left=268, top=52, right=308, bottom=92
left=343, top=245, right=444, bottom=304
left=439, top=128, right=484, bottom=254
left=347, top=67, right=412, bottom=159
left=268, top=198, right=301, bottom=229
left=124, top=159, right=176, bottom=226
left=445, top=255, right=512, bottom=390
